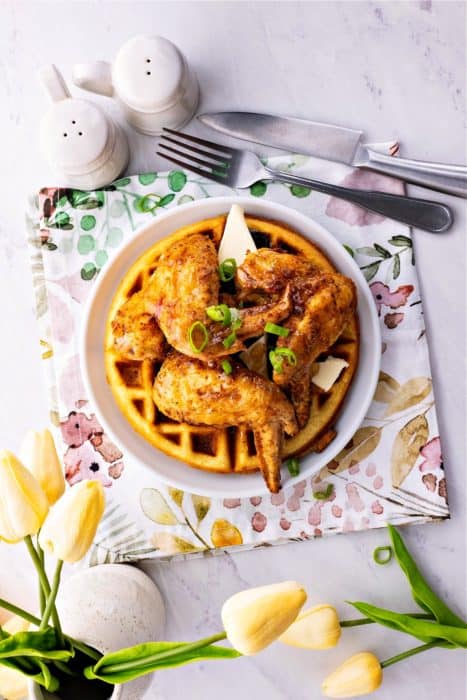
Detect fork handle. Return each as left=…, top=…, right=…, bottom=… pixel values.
left=264, top=167, right=453, bottom=233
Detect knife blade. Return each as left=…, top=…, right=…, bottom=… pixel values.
left=198, top=112, right=467, bottom=197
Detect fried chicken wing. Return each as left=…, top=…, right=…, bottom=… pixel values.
left=111, top=290, right=167, bottom=361
left=236, top=248, right=319, bottom=296
left=153, top=352, right=298, bottom=492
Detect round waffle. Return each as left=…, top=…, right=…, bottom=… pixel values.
left=105, top=214, right=359, bottom=474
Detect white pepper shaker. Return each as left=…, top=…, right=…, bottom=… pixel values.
left=39, top=65, right=129, bottom=191
left=72, top=34, right=199, bottom=135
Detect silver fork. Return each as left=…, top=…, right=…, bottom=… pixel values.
left=157, top=129, right=452, bottom=233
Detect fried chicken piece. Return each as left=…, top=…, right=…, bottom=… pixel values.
left=145, top=233, right=292, bottom=359
left=237, top=249, right=356, bottom=427
left=153, top=352, right=298, bottom=492
left=111, top=290, right=167, bottom=361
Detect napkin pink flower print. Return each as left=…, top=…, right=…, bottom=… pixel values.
left=370, top=282, right=414, bottom=315
left=419, top=437, right=442, bottom=472
left=326, top=169, right=404, bottom=226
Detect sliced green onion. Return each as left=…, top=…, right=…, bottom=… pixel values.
left=287, top=457, right=300, bottom=477
left=188, top=321, right=209, bottom=353
left=373, top=546, right=393, bottom=565
left=265, top=322, right=290, bottom=338
left=223, top=332, right=237, bottom=349
left=219, top=258, right=237, bottom=282
left=313, top=484, right=334, bottom=500
left=221, top=360, right=233, bottom=375
left=206, top=304, right=231, bottom=326
left=269, top=347, right=297, bottom=373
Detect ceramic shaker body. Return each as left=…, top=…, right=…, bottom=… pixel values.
left=28, top=564, right=166, bottom=700
left=39, top=65, right=129, bottom=191
left=73, top=34, right=199, bottom=135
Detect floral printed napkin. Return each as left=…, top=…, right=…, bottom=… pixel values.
left=26, top=151, right=449, bottom=563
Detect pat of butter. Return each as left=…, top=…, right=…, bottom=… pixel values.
left=312, top=356, right=349, bottom=392
left=240, top=335, right=268, bottom=377
left=218, top=204, right=257, bottom=265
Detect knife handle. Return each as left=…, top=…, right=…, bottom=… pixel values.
left=359, top=147, right=467, bottom=198
left=265, top=168, right=453, bottom=233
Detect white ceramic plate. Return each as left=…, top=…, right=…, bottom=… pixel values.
left=81, top=196, right=380, bottom=498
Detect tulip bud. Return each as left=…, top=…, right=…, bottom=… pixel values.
left=279, top=604, right=341, bottom=649
left=20, top=428, right=65, bottom=505
left=39, top=480, right=105, bottom=563
left=0, top=616, right=31, bottom=700
left=322, top=652, right=383, bottom=698
left=0, top=450, right=49, bottom=543
left=221, top=581, right=307, bottom=655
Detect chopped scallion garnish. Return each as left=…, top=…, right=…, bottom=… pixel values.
left=265, top=322, right=290, bottom=337
left=313, top=484, right=334, bottom=500
left=221, top=360, right=233, bottom=375
left=269, top=347, right=297, bottom=373
left=219, top=258, right=237, bottom=282
left=206, top=304, right=231, bottom=326
left=223, top=332, right=237, bottom=349
left=373, top=545, right=393, bottom=565
left=287, top=457, right=300, bottom=476
left=188, top=321, right=209, bottom=353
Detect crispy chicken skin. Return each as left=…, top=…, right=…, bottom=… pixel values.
left=237, top=249, right=356, bottom=426
left=111, top=290, right=167, bottom=361
left=137, top=233, right=292, bottom=359
left=153, top=352, right=298, bottom=492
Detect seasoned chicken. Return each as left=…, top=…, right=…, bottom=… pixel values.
left=237, top=249, right=356, bottom=427
left=143, top=233, right=292, bottom=359
left=111, top=290, right=166, bottom=361
left=153, top=352, right=298, bottom=492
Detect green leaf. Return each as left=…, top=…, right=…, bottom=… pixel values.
left=168, top=171, right=187, bottom=192
left=49, top=211, right=71, bottom=229
left=374, top=243, right=392, bottom=258
left=250, top=181, right=267, bottom=197
left=357, top=246, right=384, bottom=258
left=56, top=195, right=69, bottom=208
left=0, top=629, right=74, bottom=661
left=349, top=602, right=466, bottom=648
left=178, top=194, right=195, bottom=205
left=77, top=234, right=96, bottom=255
left=106, top=227, right=124, bottom=248
left=158, top=194, right=176, bottom=207
left=392, top=253, right=401, bottom=279
left=71, top=190, right=105, bottom=209
left=80, top=214, right=96, bottom=231
left=388, top=525, right=465, bottom=627
left=81, top=262, right=97, bottom=281
left=139, top=173, right=157, bottom=185
left=389, top=235, right=412, bottom=248
left=95, top=250, right=108, bottom=268
left=46, top=242, right=58, bottom=251
left=112, top=177, right=131, bottom=188
left=343, top=244, right=354, bottom=258
left=0, top=656, right=59, bottom=693
left=84, top=641, right=240, bottom=684
left=362, top=261, right=380, bottom=282
left=290, top=184, right=311, bottom=198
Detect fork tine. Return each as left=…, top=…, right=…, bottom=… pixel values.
left=156, top=150, right=229, bottom=185
left=158, top=143, right=229, bottom=171
left=160, top=135, right=230, bottom=166
left=162, top=128, right=236, bottom=156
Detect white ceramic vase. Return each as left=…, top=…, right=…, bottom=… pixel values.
left=28, top=564, right=166, bottom=700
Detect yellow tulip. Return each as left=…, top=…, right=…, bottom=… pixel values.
left=0, top=450, right=49, bottom=543
left=279, top=604, right=341, bottom=649
left=20, top=429, right=65, bottom=505
left=39, top=479, right=105, bottom=563
left=322, top=652, right=383, bottom=698
left=0, top=616, right=30, bottom=700
left=221, top=581, right=307, bottom=655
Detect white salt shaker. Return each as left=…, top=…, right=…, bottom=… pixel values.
left=39, top=65, right=129, bottom=190
left=72, top=34, right=199, bottom=135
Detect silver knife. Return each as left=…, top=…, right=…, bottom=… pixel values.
left=198, top=112, right=466, bottom=198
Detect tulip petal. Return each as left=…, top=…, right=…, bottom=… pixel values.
left=280, top=605, right=341, bottom=649
left=20, top=429, right=65, bottom=506
left=322, top=652, right=383, bottom=698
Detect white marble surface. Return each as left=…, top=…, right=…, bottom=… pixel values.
left=0, top=2, right=465, bottom=699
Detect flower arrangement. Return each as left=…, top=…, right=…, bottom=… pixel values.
left=0, top=430, right=465, bottom=699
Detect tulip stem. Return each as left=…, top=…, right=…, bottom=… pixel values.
left=380, top=641, right=438, bottom=668
left=36, top=534, right=46, bottom=615
left=99, top=632, right=228, bottom=675
left=24, top=536, right=65, bottom=647
left=340, top=613, right=434, bottom=627
left=0, top=597, right=102, bottom=662
left=40, top=560, right=63, bottom=631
